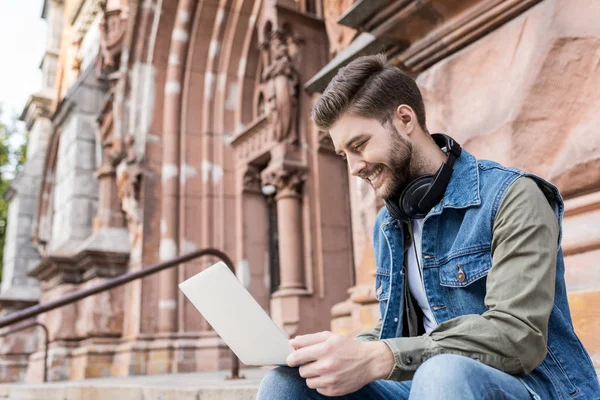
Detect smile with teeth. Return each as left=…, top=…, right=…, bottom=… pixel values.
left=367, top=165, right=383, bottom=182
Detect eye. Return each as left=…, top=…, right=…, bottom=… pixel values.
left=339, top=153, right=347, bottom=160
left=352, top=140, right=367, bottom=152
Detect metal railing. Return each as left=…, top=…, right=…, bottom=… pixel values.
left=0, top=321, right=49, bottom=382
left=0, top=248, right=242, bottom=380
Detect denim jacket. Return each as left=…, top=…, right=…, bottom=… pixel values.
left=372, top=150, right=600, bottom=399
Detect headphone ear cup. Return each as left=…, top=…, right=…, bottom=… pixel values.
left=399, top=175, right=434, bottom=219
left=384, top=199, right=405, bottom=221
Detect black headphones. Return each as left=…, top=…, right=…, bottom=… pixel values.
left=384, top=133, right=462, bottom=221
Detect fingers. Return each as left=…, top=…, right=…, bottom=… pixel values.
left=298, top=361, right=320, bottom=379
left=287, top=340, right=329, bottom=367
left=306, top=376, right=332, bottom=390
left=290, top=331, right=333, bottom=350
left=306, top=375, right=341, bottom=397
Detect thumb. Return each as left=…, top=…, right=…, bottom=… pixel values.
left=290, top=331, right=333, bottom=350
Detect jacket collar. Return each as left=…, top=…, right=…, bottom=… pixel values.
left=433, top=148, right=481, bottom=213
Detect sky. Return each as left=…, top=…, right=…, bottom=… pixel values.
left=0, top=0, right=46, bottom=125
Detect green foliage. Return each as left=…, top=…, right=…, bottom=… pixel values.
left=0, top=105, right=29, bottom=282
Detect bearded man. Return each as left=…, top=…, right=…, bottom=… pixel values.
left=256, top=54, right=600, bottom=400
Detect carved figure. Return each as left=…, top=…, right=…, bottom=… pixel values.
left=262, top=28, right=300, bottom=144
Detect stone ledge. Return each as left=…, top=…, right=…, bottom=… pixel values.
left=0, top=368, right=269, bottom=400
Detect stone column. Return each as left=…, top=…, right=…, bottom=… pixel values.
left=157, top=0, right=195, bottom=336
left=261, top=163, right=306, bottom=295
left=260, top=146, right=308, bottom=337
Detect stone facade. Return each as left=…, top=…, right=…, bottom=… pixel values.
left=0, top=0, right=598, bottom=384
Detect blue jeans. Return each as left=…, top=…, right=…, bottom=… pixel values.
left=256, top=354, right=532, bottom=399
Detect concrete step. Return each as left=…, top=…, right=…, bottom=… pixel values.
left=0, top=368, right=269, bottom=400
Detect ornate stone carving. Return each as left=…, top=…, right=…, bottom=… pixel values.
left=97, top=2, right=128, bottom=77
left=96, top=91, right=124, bottom=175
left=124, top=135, right=136, bottom=164
left=261, top=163, right=306, bottom=197
left=261, top=26, right=300, bottom=144
left=115, top=157, right=142, bottom=266
left=242, top=166, right=262, bottom=193
left=116, top=162, right=141, bottom=227
left=230, top=115, right=272, bottom=166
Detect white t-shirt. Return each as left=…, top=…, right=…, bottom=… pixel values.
left=406, top=218, right=438, bottom=333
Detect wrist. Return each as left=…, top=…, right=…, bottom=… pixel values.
left=364, top=341, right=395, bottom=381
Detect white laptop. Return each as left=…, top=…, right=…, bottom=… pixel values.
left=178, top=261, right=295, bottom=366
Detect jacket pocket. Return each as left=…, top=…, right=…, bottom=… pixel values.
left=439, top=250, right=492, bottom=288
left=375, top=270, right=390, bottom=321
left=438, top=250, right=491, bottom=317
left=375, top=270, right=390, bottom=301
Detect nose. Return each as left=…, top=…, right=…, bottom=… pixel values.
left=347, top=154, right=366, bottom=177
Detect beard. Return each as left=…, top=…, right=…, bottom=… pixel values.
left=376, top=127, right=413, bottom=201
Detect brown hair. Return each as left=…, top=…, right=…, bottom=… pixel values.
left=311, top=54, right=427, bottom=132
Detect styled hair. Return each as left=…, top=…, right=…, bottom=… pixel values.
left=311, top=54, right=427, bottom=132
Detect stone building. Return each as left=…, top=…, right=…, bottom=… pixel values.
left=0, top=0, right=598, bottom=383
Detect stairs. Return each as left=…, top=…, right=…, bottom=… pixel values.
left=0, top=368, right=268, bottom=400
left=1, top=368, right=597, bottom=399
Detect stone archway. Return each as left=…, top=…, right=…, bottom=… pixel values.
left=230, top=2, right=355, bottom=339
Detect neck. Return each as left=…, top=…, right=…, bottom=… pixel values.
left=409, top=135, right=447, bottom=178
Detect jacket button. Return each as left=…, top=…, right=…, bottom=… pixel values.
left=457, top=264, right=466, bottom=283
left=405, top=355, right=413, bottom=364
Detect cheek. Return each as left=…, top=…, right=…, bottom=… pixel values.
left=362, top=148, right=388, bottom=163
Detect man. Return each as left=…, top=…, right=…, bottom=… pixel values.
left=257, top=54, right=600, bottom=399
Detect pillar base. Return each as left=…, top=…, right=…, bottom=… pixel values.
left=330, top=285, right=379, bottom=338
left=69, top=338, right=118, bottom=380
left=24, top=337, right=122, bottom=383
left=270, top=289, right=311, bottom=337
left=25, top=340, right=78, bottom=383
left=0, top=354, right=29, bottom=383
left=113, top=333, right=234, bottom=377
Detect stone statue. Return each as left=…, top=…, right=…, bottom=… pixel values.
left=262, top=28, right=300, bottom=144
left=97, top=4, right=127, bottom=77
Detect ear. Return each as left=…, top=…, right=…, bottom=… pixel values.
left=394, top=105, right=417, bottom=135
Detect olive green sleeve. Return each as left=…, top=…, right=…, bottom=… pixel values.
left=379, top=177, right=559, bottom=381
left=355, top=318, right=382, bottom=342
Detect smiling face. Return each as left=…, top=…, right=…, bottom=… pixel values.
left=312, top=55, right=432, bottom=199
left=330, top=112, right=413, bottom=201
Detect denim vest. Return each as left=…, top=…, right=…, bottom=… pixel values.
left=373, top=150, right=600, bottom=399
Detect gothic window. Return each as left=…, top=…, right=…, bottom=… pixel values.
left=266, top=195, right=280, bottom=294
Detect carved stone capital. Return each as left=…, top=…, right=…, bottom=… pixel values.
left=261, top=163, right=306, bottom=198
left=242, top=166, right=262, bottom=194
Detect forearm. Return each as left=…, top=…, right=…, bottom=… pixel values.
left=381, top=314, right=536, bottom=381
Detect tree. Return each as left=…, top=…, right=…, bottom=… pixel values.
left=0, top=105, right=28, bottom=282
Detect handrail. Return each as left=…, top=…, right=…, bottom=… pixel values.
left=0, top=321, right=49, bottom=382
left=0, top=248, right=242, bottom=379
